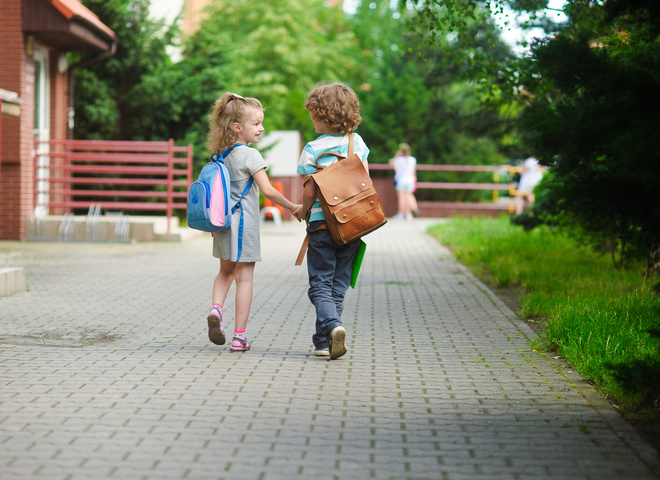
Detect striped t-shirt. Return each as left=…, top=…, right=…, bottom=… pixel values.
left=297, top=133, right=370, bottom=223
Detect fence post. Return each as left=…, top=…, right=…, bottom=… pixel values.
left=492, top=170, right=499, bottom=202
left=187, top=143, right=193, bottom=186
left=167, top=138, right=174, bottom=233
left=33, top=136, right=39, bottom=213
left=0, top=99, right=2, bottom=205
left=65, top=139, right=72, bottom=214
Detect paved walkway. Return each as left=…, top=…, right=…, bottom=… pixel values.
left=0, top=219, right=658, bottom=480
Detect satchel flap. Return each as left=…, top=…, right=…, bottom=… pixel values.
left=311, top=154, right=372, bottom=206
left=333, top=191, right=380, bottom=224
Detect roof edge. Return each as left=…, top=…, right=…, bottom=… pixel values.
left=49, top=0, right=116, bottom=41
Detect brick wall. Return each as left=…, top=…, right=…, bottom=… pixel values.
left=0, top=0, right=28, bottom=240
left=49, top=49, right=69, bottom=216
left=0, top=0, right=73, bottom=240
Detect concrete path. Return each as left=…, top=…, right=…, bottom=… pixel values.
left=1, top=219, right=658, bottom=480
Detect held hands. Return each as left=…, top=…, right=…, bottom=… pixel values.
left=290, top=204, right=304, bottom=222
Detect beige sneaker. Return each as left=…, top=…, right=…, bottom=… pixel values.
left=314, top=348, right=330, bottom=357
left=328, top=326, right=347, bottom=360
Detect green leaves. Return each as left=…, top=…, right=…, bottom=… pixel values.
left=75, top=0, right=177, bottom=140
left=519, top=1, right=660, bottom=268
left=74, top=0, right=523, bottom=185
left=178, top=0, right=358, bottom=166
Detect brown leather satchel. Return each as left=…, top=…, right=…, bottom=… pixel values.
left=295, top=134, right=386, bottom=265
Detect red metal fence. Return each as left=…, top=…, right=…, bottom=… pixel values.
left=31, top=139, right=521, bottom=228
left=34, top=139, right=193, bottom=228
left=369, top=163, right=521, bottom=217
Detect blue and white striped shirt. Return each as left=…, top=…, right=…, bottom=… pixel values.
left=297, top=133, right=370, bottom=223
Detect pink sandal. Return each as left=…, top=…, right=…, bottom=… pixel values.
left=230, top=336, right=251, bottom=352
left=207, top=306, right=226, bottom=345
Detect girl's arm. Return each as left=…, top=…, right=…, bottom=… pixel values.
left=253, top=169, right=302, bottom=221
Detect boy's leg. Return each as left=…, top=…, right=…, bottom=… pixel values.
left=331, top=239, right=361, bottom=319
left=326, top=239, right=360, bottom=359
left=307, top=226, right=340, bottom=349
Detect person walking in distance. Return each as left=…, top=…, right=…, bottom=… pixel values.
left=389, top=143, right=418, bottom=220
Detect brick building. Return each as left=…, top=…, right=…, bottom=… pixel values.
left=0, top=0, right=116, bottom=240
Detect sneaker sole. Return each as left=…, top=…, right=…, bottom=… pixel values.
left=329, top=327, right=347, bottom=360
left=207, top=316, right=226, bottom=345
left=314, top=349, right=330, bottom=357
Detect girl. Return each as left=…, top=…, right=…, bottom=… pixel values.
left=389, top=143, right=418, bottom=220
left=206, top=92, right=301, bottom=351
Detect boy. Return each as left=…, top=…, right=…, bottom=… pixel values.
left=294, top=83, right=371, bottom=360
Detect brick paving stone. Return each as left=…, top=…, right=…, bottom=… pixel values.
left=1, top=219, right=659, bottom=479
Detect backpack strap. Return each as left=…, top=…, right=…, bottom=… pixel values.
left=295, top=222, right=328, bottom=266
left=313, top=134, right=354, bottom=171
left=295, top=134, right=355, bottom=265
left=213, top=142, right=250, bottom=262
left=231, top=176, right=254, bottom=262
left=221, top=143, right=245, bottom=160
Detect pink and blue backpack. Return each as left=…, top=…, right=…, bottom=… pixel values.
left=187, top=144, right=254, bottom=259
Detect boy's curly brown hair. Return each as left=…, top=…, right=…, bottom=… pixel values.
left=304, top=83, right=362, bottom=134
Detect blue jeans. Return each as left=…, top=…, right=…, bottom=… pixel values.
left=307, top=221, right=361, bottom=349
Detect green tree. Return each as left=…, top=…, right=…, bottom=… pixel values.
left=168, top=0, right=359, bottom=169
left=74, top=0, right=177, bottom=140
left=186, top=0, right=357, bottom=138
left=520, top=0, right=660, bottom=273
left=352, top=0, right=518, bottom=202
left=73, top=0, right=522, bottom=196
left=407, top=1, right=660, bottom=273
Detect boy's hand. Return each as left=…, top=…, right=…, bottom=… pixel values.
left=291, top=204, right=304, bottom=222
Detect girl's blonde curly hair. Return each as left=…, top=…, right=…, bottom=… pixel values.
left=304, top=83, right=362, bottom=134
left=207, top=92, right=263, bottom=153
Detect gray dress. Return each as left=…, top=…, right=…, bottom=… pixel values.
left=212, top=145, right=267, bottom=262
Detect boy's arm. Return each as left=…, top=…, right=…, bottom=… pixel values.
left=299, top=175, right=316, bottom=218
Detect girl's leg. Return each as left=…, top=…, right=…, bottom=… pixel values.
left=208, top=259, right=236, bottom=346
left=410, top=192, right=419, bottom=215
left=404, top=191, right=415, bottom=219
left=213, top=258, right=236, bottom=306
left=227, top=261, right=255, bottom=352
left=232, top=262, right=255, bottom=332
left=396, top=190, right=406, bottom=216
left=408, top=192, right=417, bottom=211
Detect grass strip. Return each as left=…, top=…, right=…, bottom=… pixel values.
left=429, top=215, right=660, bottom=414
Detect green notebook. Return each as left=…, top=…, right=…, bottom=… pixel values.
left=350, top=240, right=367, bottom=289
